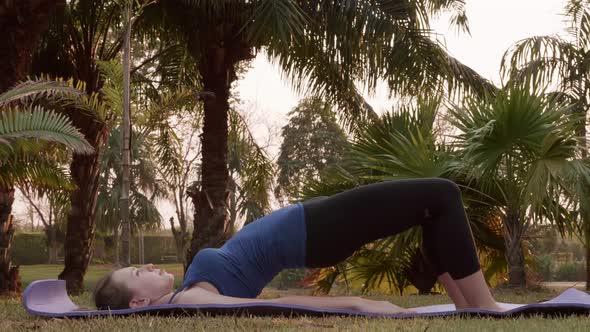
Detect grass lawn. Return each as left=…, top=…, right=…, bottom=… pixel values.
left=19, top=264, right=187, bottom=291
left=2, top=264, right=588, bottom=331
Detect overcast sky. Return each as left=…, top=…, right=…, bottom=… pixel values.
left=13, top=0, right=571, bottom=228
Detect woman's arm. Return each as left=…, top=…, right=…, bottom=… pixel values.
left=272, top=296, right=415, bottom=314
left=174, top=287, right=414, bottom=314
left=270, top=295, right=362, bottom=311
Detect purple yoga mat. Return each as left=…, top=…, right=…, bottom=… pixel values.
left=22, top=279, right=590, bottom=318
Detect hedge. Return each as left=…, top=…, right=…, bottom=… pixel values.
left=10, top=232, right=178, bottom=265
left=11, top=232, right=49, bottom=265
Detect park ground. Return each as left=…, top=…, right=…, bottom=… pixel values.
left=0, top=264, right=588, bottom=331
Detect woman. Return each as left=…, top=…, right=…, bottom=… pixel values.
left=93, top=178, right=505, bottom=314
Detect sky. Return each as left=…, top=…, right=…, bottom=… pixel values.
left=13, top=0, right=571, bottom=229
left=235, top=0, right=569, bottom=157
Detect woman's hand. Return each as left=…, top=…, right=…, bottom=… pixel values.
left=354, top=298, right=416, bottom=315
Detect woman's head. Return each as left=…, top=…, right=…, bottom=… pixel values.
left=93, top=264, right=174, bottom=310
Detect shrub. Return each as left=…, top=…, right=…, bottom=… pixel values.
left=533, top=254, right=553, bottom=281
left=11, top=232, right=49, bottom=265
left=11, top=232, right=185, bottom=265
left=270, top=269, right=308, bottom=289
left=554, top=261, right=586, bottom=281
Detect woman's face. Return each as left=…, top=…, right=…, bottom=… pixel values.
left=111, top=263, right=174, bottom=306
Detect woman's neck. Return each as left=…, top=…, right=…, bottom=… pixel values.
left=151, top=292, right=175, bottom=306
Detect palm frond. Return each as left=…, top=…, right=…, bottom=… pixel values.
left=420, top=0, right=469, bottom=32
left=448, top=85, right=573, bottom=179
left=383, top=31, right=497, bottom=100
left=564, top=0, right=590, bottom=50
left=0, top=79, right=84, bottom=106
left=97, top=60, right=125, bottom=118
left=244, top=0, right=309, bottom=49
left=0, top=106, right=94, bottom=155
left=500, top=35, right=579, bottom=87
left=178, top=0, right=239, bottom=12
left=130, top=190, right=162, bottom=230
left=350, top=97, right=457, bottom=180
left=0, top=154, right=74, bottom=189
left=268, top=40, right=378, bottom=134
left=96, top=184, right=122, bottom=232
left=228, top=109, right=275, bottom=223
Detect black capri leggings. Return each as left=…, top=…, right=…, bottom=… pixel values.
left=301, top=178, right=481, bottom=280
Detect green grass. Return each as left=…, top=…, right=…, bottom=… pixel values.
left=4, top=265, right=589, bottom=331
left=19, top=264, right=186, bottom=291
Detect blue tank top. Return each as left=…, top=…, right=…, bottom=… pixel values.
left=169, top=202, right=306, bottom=302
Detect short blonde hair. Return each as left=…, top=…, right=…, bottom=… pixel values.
left=93, top=270, right=134, bottom=310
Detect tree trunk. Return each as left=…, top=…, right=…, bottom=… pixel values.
left=228, top=176, right=238, bottom=230
left=585, top=221, right=590, bottom=291
left=137, top=228, right=145, bottom=265
left=47, top=226, right=58, bottom=264
left=502, top=212, right=526, bottom=287
left=0, top=187, right=20, bottom=295
left=58, top=114, right=107, bottom=294
left=577, top=91, right=589, bottom=291
left=169, top=217, right=187, bottom=269
left=120, top=0, right=134, bottom=268
left=185, top=47, right=235, bottom=269
left=113, top=225, right=120, bottom=267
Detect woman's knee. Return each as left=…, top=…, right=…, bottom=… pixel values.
left=430, top=178, right=461, bottom=197
left=425, top=178, right=464, bottom=216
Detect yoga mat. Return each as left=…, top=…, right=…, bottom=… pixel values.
left=23, top=280, right=590, bottom=318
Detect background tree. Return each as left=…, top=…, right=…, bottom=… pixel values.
left=450, top=83, right=585, bottom=287
left=147, top=89, right=202, bottom=267
left=226, top=107, right=275, bottom=228
left=275, top=97, right=349, bottom=203
left=96, top=126, right=163, bottom=266
left=0, top=0, right=68, bottom=296
left=17, top=186, right=69, bottom=264
left=0, top=80, right=93, bottom=295
left=120, top=0, right=134, bottom=268
left=501, top=0, right=590, bottom=289
left=30, top=0, right=126, bottom=294
left=145, top=87, right=275, bottom=266
left=298, top=96, right=505, bottom=295
left=94, top=59, right=164, bottom=266
left=140, top=0, right=494, bottom=269
left=119, top=0, right=157, bottom=268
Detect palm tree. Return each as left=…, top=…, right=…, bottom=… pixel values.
left=449, top=83, right=584, bottom=287
left=140, top=0, right=495, bottom=268
left=226, top=108, right=275, bottom=227
left=501, top=0, right=589, bottom=143
left=18, top=182, right=71, bottom=264
left=89, top=58, right=163, bottom=266
left=96, top=126, right=163, bottom=266
left=144, top=88, right=275, bottom=266
left=297, top=96, right=505, bottom=295
left=0, top=0, right=69, bottom=295
left=31, top=0, right=128, bottom=293
left=501, top=0, right=590, bottom=289
left=143, top=88, right=201, bottom=267
left=32, top=0, right=203, bottom=291
left=0, top=80, right=93, bottom=295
